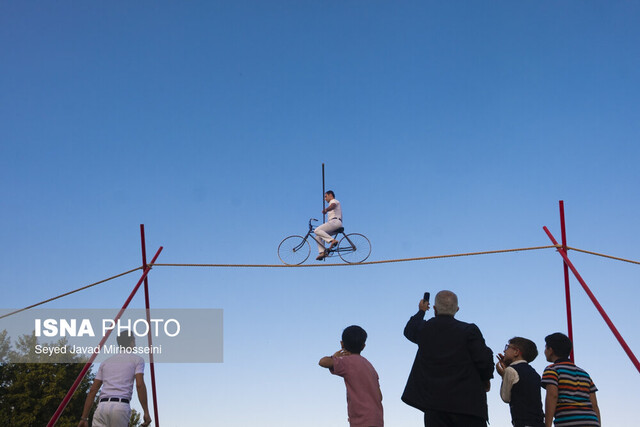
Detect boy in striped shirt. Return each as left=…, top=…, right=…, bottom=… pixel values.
left=541, top=333, right=600, bottom=427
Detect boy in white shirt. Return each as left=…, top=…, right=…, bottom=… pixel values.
left=496, top=337, right=544, bottom=427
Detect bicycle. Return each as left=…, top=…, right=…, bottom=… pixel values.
left=278, top=218, right=372, bottom=265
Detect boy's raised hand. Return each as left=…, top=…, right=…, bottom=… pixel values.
left=495, top=353, right=506, bottom=376
left=419, top=299, right=430, bottom=311
left=333, top=349, right=351, bottom=358
left=320, top=348, right=352, bottom=368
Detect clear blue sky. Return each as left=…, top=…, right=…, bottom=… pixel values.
left=2, top=1, right=639, bottom=426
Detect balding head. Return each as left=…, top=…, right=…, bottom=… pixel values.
left=434, top=290, right=459, bottom=316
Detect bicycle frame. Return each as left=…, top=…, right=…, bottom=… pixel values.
left=299, top=218, right=356, bottom=256
left=278, top=218, right=370, bottom=265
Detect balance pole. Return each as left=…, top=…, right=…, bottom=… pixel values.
left=47, top=246, right=163, bottom=427
left=543, top=227, right=640, bottom=373
left=140, top=225, right=160, bottom=426
left=322, top=163, right=326, bottom=223
left=559, top=201, right=575, bottom=361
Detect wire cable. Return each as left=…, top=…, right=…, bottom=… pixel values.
left=566, top=246, right=640, bottom=265
left=0, top=267, right=142, bottom=320
left=3, top=244, right=638, bottom=321
left=150, top=245, right=558, bottom=268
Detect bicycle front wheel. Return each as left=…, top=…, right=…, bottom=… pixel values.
left=278, top=235, right=310, bottom=265
left=338, top=233, right=371, bottom=264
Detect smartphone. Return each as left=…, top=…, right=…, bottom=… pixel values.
left=423, top=292, right=430, bottom=302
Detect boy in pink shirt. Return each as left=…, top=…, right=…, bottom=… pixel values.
left=319, top=325, right=384, bottom=427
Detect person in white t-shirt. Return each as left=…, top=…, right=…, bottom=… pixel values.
left=314, top=190, right=343, bottom=260
left=78, top=331, right=151, bottom=427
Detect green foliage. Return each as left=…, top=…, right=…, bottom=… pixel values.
left=0, top=330, right=94, bottom=427
left=129, top=408, right=142, bottom=427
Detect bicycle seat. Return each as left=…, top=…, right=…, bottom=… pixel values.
left=334, top=227, right=344, bottom=234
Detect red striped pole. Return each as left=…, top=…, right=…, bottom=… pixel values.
left=47, top=246, right=163, bottom=426
left=543, top=227, right=640, bottom=373
left=141, top=225, right=160, bottom=426
left=559, top=201, right=575, bottom=361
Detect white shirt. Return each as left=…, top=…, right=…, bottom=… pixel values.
left=96, top=353, right=145, bottom=400
left=499, top=359, right=525, bottom=403
left=327, top=199, right=342, bottom=221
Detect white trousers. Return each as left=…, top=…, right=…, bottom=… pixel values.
left=92, top=401, right=131, bottom=427
left=314, top=219, right=342, bottom=253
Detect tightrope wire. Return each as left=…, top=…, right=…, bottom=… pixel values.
left=566, top=246, right=640, bottom=265
left=3, top=244, right=638, bottom=321
left=150, top=245, right=558, bottom=268
left=0, top=267, right=142, bottom=320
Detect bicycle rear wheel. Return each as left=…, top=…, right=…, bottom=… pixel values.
left=338, top=233, right=371, bottom=264
left=278, top=235, right=310, bottom=265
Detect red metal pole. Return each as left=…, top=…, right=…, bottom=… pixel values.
left=543, top=227, right=640, bottom=373
left=47, top=246, right=163, bottom=427
left=559, top=201, right=575, bottom=362
left=140, top=225, right=160, bottom=426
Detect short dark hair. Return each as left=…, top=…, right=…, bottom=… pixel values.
left=545, top=332, right=572, bottom=359
left=117, top=329, right=134, bottom=347
left=342, top=325, right=367, bottom=354
left=509, top=337, right=538, bottom=363
left=325, top=190, right=335, bottom=197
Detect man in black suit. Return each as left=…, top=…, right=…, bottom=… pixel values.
left=402, top=290, right=494, bottom=427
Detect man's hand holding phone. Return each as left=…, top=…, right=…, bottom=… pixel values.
left=419, top=292, right=430, bottom=312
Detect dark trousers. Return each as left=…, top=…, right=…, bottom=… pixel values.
left=424, top=410, right=487, bottom=427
